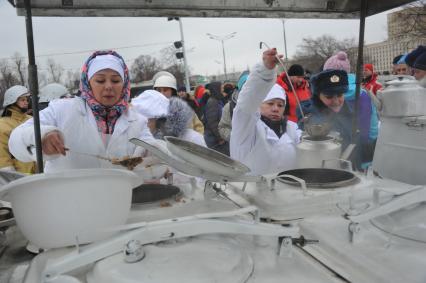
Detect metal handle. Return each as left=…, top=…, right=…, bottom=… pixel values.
left=274, top=174, right=308, bottom=196
left=322, top=159, right=353, bottom=172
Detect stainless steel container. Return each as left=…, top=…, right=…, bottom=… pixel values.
left=296, top=136, right=341, bottom=168
left=380, top=77, right=426, bottom=117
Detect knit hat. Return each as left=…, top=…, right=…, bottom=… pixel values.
left=177, top=86, right=187, bottom=92
left=393, top=54, right=403, bottom=65
left=263, top=84, right=286, bottom=103
left=323, top=51, right=351, bottom=73
left=413, top=52, right=426, bottom=71
left=397, top=54, right=407, bottom=65
left=311, top=69, right=349, bottom=96
left=364, top=63, right=374, bottom=73
left=406, top=45, right=426, bottom=67
left=287, top=64, right=304, bottom=76
left=131, top=90, right=169, bottom=119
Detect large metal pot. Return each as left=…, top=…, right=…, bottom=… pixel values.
left=0, top=168, right=139, bottom=249
left=380, top=77, right=426, bottom=117
left=296, top=136, right=341, bottom=168
left=278, top=168, right=359, bottom=188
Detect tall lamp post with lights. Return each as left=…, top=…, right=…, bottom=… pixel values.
left=206, top=32, right=237, bottom=80
left=168, top=17, right=191, bottom=92
left=281, top=19, right=288, bottom=61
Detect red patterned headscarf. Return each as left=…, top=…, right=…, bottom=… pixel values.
left=80, top=50, right=130, bottom=134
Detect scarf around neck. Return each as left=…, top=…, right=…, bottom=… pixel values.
left=80, top=50, right=130, bottom=134
left=261, top=116, right=288, bottom=138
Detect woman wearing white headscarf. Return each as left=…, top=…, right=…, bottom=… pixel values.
left=230, top=48, right=301, bottom=175
left=132, top=90, right=206, bottom=147
left=9, top=50, right=153, bottom=172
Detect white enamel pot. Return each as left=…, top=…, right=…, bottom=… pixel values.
left=0, top=168, right=139, bottom=249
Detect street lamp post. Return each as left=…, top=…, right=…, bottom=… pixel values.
left=168, top=17, right=191, bottom=93
left=281, top=19, right=288, bottom=61
left=206, top=32, right=237, bottom=80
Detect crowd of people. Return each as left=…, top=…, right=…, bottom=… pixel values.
left=1, top=44, right=425, bottom=176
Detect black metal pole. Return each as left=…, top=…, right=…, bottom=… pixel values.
left=352, top=0, right=367, bottom=143
left=24, top=0, right=44, bottom=173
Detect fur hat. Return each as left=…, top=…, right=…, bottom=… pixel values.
left=393, top=54, right=403, bottom=65
left=413, top=52, right=426, bottom=71
left=323, top=51, right=351, bottom=73
left=163, top=97, right=193, bottom=137
left=406, top=45, right=426, bottom=67
left=287, top=64, right=304, bottom=76
left=311, top=69, right=349, bottom=96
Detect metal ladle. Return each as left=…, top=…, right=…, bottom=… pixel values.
left=259, top=41, right=305, bottom=119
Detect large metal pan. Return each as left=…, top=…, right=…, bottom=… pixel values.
left=278, top=168, right=359, bottom=188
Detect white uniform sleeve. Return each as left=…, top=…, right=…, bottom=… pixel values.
left=230, top=62, right=276, bottom=157
left=9, top=103, right=61, bottom=162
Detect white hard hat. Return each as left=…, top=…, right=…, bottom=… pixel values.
left=153, top=75, right=177, bottom=91
left=39, top=83, right=70, bottom=103
left=3, top=85, right=30, bottom=107
left=152, top=71, right=175, bottom=82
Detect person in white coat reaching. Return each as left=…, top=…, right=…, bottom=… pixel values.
left=9, top=50, right=153, bottom=172
left=230, top=48, right=301, bottom=175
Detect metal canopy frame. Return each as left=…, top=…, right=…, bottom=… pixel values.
left=9, top=0, right=413, bottom=19
left=8, top=0, right=414, bottom=173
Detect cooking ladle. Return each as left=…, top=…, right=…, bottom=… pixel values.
left=64, top=148, right=143, bottom=169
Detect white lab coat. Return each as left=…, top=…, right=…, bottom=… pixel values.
left=9, top=97, right=154, bottom=172
left=230, top=63, right=301, bottom=176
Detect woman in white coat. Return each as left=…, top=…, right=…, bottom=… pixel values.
left=131, top=89, right=206, bottom=146
left=9, top=50, right=153, bottom=172
left=230, top=48, right=301, bottom=175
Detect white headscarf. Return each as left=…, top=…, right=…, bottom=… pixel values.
left=131, top=90, right=169, bottom=119
left=88, top=54, right=125, bottom=80
left=263, top=84, right=286, bottom=103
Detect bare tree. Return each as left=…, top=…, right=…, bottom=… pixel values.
left=389, top=1, right=426, bottom=41
left=0, top=59, right=20, bottom=108
left=12, top=52, right=27, bottom=86
left=65, top=69, right=80, bottom=92
left=46, top=58, right=64, bottom=83
left=130, top=55, right=163, bottom=83
left=159, top=46, right=186, bottom=87
left=292, top=35, right=357, bottom=73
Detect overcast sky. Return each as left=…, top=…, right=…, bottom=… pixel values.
left=0, top=1, right=398, bottom=78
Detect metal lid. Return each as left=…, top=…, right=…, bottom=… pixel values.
left=371, top=203, right=426, bottom=244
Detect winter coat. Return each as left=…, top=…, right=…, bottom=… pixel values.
left=190, top=114, right=204, bottom=134
left=230, top=63, right=301, bottom=176
left=203, top=82, right=229, bottom=153
left=276, top=74, right=312, bottom=123
left=9, top=97, right=154, bottom=172
left=218, top=102, right=232, bottom=142
left=362, top=73, right=382, bottom=95
left=300, top=74, right=379, bottom=170
left=0, top=106, right=36, bottom=173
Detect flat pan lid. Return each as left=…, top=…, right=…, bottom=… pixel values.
left=371, top=203, right=426, bottom=243
left=278, top=168, right=359, bottom=188
left=165, top=136, right=250, bottom=177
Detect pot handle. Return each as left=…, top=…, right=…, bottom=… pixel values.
left=275, top=174, right=308, bottom=196
left=321, top=159, right=353, bottom=172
